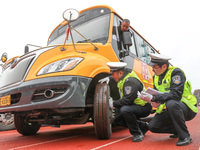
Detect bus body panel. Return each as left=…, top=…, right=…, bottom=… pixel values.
left=25, top=44, right=119, bottom=81
left=0, top=76, right=91, bottom=113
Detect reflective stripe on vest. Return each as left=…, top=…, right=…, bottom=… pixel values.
left=154, top=66, right=198, bottom=114
left=117, top=71, right=146, bottom=106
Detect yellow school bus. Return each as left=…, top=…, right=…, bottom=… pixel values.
left=0, top=5, right=159, bottom=139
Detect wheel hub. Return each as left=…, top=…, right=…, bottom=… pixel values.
left=1, top=113, right=14, bottom=125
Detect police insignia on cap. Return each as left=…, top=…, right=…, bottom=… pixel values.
left=172, top=75, right=181, bottom=84
left=125, top=86, right=132, bottom=95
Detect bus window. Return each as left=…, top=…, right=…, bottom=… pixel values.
left=144, top=46, right=152, bottom=64
left=112, top=15, right=122, bottom=57
left=128, top=29, right=137, bottom=56
left=122, top=28, right=137, bottom=69
left=48, top=8, right=111, bottom=46
left=134, top=33, right=150, bottom=64
left=112, top=15, right=137, bottom=62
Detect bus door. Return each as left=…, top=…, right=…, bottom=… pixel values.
left=112, top=14, right=135, bottom=67
left=112, top=14, right=155, bottom=89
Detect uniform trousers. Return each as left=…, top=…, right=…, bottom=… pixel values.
left=114, top=103, right=152, bottom=136
left=148, top=100, right=196, bottom=140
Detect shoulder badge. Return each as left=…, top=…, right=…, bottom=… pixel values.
left=172, top=75, right=181, bottom=84
left=125, top=86, right=132, bottom=95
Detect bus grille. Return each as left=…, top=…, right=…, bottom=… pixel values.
left=32, top=87, right=67, bottom=102
left=11, top=93, right=21, bottom=104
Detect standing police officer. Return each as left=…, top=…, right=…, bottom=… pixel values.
left=138, top=53, right=198, bottom=146
left=100, top=62, right=152, bottom=142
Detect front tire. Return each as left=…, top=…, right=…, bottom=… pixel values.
left=94, top=83, right=112, bottom=139
left=14, top=114, right=41, bottom=135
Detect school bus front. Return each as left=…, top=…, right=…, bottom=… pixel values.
left=0, top=5, right=158, bottom=139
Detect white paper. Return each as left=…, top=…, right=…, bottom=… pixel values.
left=145, top=87, right=162, bottom=95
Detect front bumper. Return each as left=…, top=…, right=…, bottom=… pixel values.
left=0, top=76, right=92, bottom=113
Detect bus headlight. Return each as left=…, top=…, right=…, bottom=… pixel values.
left=37, top=57, right=83, bottom=75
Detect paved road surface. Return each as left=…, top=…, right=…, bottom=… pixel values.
left=1, top=107, right=200, bottom=150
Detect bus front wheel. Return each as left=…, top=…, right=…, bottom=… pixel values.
left=14, top=114, right=41, bottom=135
left=94, top=82, right=112, bottom=139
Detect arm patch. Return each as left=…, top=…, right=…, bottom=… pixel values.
left=125, top=86, right=132, bottom=95
left=172, top=75, right=181, bottom=84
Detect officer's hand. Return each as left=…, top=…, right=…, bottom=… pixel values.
left=109, top=97, right=114, bottom=109
left=137, top=91, right=142, bottom=97
left=137, top=91, right=153, bottom=103
left=99, top=77, right=110, bottom=84
left=151, top=102, right=160, bottom=108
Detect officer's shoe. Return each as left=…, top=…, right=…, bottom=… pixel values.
left=176, top=136, right=192, bottom=146
left=169, top=134, right=178, bottom=138
left=141, top=122, right=149, bottom=135
left=132, top=134, right=144, bottom=142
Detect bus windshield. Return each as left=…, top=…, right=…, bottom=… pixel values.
left=48, top=9, right=111, bottom=46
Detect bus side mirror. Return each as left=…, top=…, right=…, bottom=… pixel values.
left=1, top=52, right=8, bottom=63
left=24, top=45, right=29, bottom=54
left=63, top=9, right=79, bottom=22
left=119, top=32, right=132, bottom=58
left=122, top=32, right=132, bottom=47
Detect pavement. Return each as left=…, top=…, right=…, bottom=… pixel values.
left=0, top=107, right=200, bottom=150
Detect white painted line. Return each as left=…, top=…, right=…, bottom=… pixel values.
left=7, top=124, right=95, bottom=150
left=90, top=135, right=132, bottom=150
left=8, top=135, right=80, bottom=150
left=9, top=131, right=94, bottom=150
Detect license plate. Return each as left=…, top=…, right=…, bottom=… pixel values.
left=0, top=95, right=11, bottom=106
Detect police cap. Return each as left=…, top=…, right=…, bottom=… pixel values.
left=149, top=53, right=171, bottom=66
left=107, top=62, right=127, bottom=73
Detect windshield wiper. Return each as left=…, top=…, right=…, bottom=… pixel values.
left=91, top=37, right=107, bottom=44
left=77, top=39, right=91, bottom=43
left=70, top=26, right=98, bottom=51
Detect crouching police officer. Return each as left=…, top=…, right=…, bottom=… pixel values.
left=101, top=62, right=152, bottom=142
left=138, top=53, right=198, bottom=146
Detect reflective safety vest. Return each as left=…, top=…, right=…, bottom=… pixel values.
left=154, top=66, right=198, bottom=114
left=117, top=71, right=146, bottom=106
